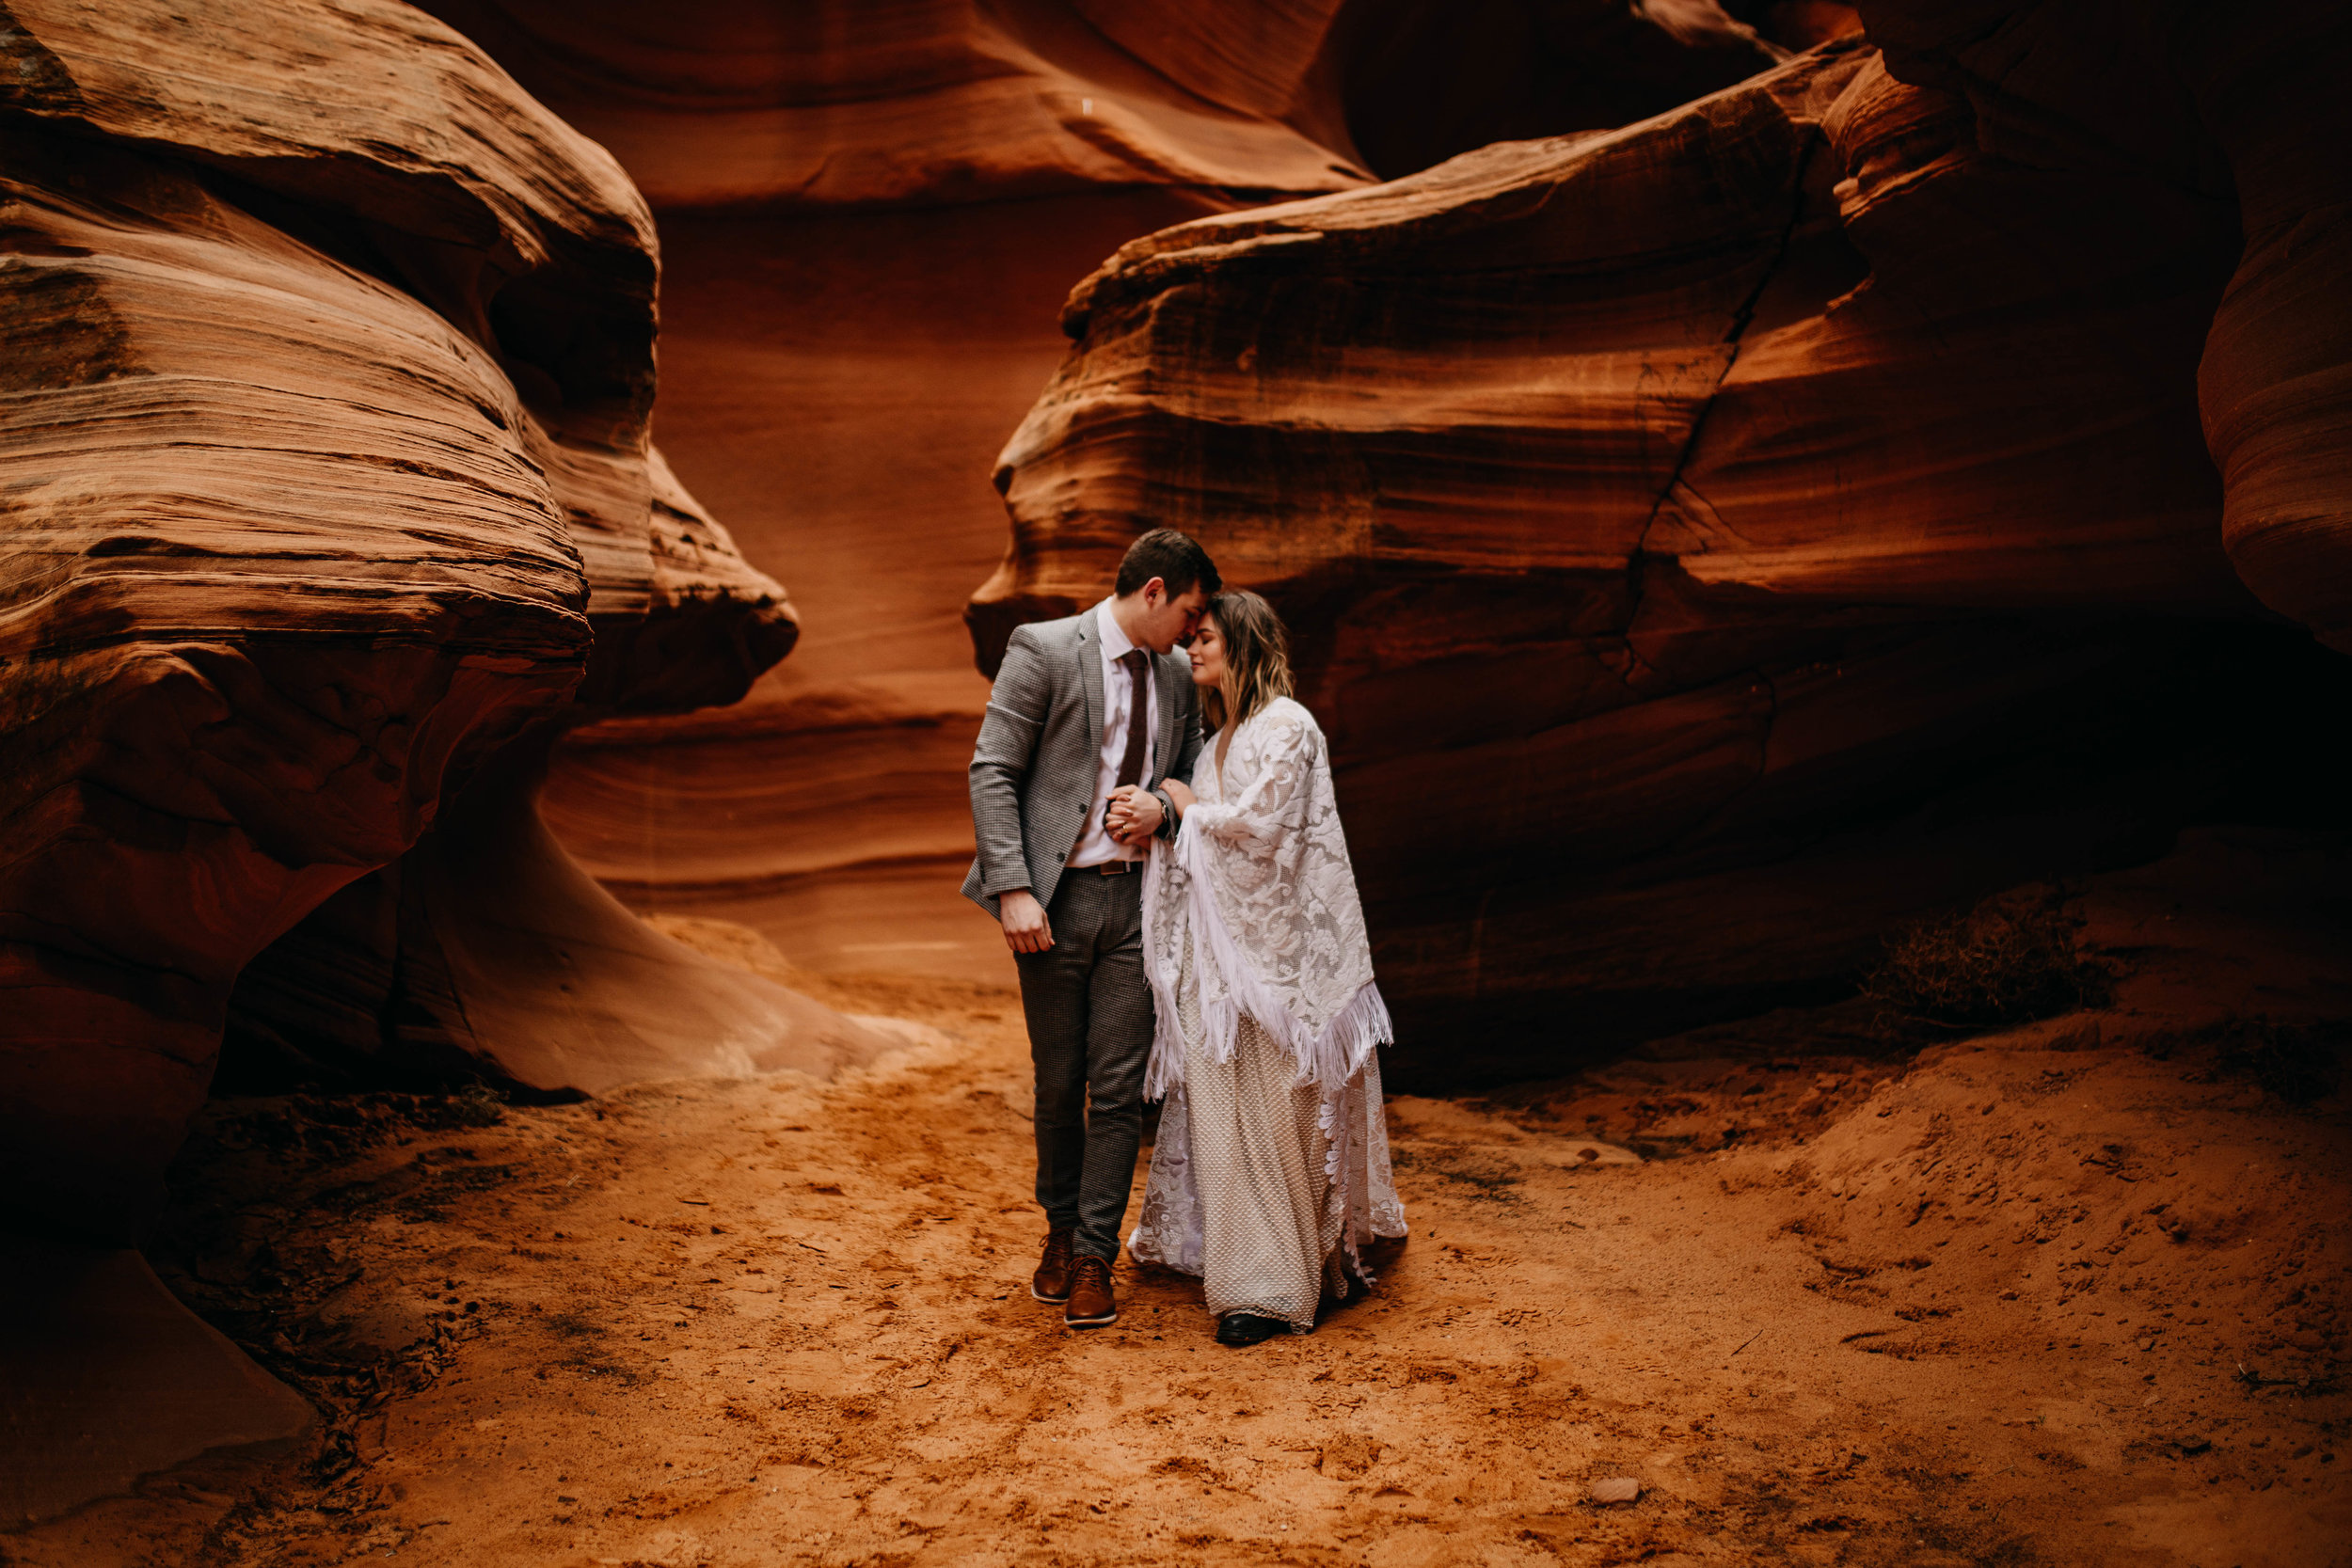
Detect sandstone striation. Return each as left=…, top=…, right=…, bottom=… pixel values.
left=0, top=0, right=871, bottom=1248
left=412, top=0, right=1363, bottom=211
left=982, top=19, right=2352, bottom=1080
left=410, top=2, right=1788, bottom=980
left=1851, top=0, right=2352, bottom=652
left=414, top=0, right=1783, bottom=211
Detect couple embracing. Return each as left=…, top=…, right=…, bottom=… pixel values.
left=962, top=530, right=1406, bottom=1347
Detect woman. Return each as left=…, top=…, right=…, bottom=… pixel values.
left=1113, top=589, right=1406, bottom=1346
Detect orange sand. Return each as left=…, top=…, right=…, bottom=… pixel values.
left=13, top=840, right=2349, bottom=1567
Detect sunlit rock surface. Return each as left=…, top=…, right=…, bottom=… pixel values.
left=981, top=26, right=2352, bottom=1080
left=411, top=0, right=1787, bottom=980
left=0, top=0, right=868, bottom=1246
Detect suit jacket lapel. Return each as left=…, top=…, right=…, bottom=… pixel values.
left=1154, top=650, right=1183, bottom=783
left=1077, top=606, right=1104, bottom=769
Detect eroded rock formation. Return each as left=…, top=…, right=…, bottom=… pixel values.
left=0, top=1239, right=314, bottom=1528
left=416, top=0, right=1784, bottom=209
left=981, top=14, right=2352, bottom=1080
left=413, top=0, right=1362, bottom=210
left=1852, top=0, right=2352, bottom=653
left=0, top=0, right=875, bottom=1246
left=409, top=0, right=1788, bottom=979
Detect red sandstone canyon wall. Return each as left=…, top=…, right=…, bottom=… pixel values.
left=7, top=0, right=2340, bottom=1533
left=412, top=0, right=1787, bottom=983
left=11, top=0, right=2341, bottom=1180
left=1852, top=0, right=2352, bottom=657
left=980, top=9, right=2352, bottom=1080
left=0, top=0, right=883, bottom=1244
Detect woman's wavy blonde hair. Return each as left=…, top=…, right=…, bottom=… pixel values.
left=1199, top=589, right=1294, bottom=736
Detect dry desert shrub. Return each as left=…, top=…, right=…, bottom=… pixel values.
left=1863, top=894, right=2110, bottom=1040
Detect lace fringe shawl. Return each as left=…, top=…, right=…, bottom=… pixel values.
left=1142, top=814, right=1392, bottom=1103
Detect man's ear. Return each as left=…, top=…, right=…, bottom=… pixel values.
left=1142, top=576, right=1167, bottom=607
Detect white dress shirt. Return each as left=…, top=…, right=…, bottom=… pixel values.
left=1066, top=598, right=1158, bottom=867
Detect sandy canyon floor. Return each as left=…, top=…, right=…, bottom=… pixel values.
left=11, top=838, right=2352, bottom=1568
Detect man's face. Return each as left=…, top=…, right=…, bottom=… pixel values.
left=1132, top=580, right=1212, bottom=653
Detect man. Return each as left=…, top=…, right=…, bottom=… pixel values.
left=963, top=528, right=1220, bottom=1328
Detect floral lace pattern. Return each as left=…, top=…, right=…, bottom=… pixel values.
left=1129, top=697, right=1406, bottom=1287
left=1130, top=925, right=1211, bottom=1275
left=1140, top=698, right=1391, bottom=1097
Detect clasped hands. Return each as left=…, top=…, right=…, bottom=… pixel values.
left=1102, top=784, right=1159, bottom=846
left=1105, top=779, right=1196, bottom=844
left=1002, top=781, right=1201, bottom=956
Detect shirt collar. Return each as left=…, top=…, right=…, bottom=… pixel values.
left=1096, top=597, right=1139, bottom=663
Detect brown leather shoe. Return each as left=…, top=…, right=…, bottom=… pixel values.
left=1032, top=1227, right=1076, bottom=1304
left=1063, top=1255, right=1118, bottom=1327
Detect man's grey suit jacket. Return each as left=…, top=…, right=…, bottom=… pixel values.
left=963, top=606, right=1204, bottom=916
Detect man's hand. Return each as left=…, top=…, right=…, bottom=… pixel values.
left=1104, top=785, right=1165, bottom=845
left=999, top=889, right=1053, bottom=955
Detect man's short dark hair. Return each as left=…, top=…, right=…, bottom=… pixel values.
left=1114, top=527, right=1221, bottom=599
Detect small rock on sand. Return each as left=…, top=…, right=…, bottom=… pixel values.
left=1589, top=1477, right=1641, bottom=1505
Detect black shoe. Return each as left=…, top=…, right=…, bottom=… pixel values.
left=1215, top=1312, right=1288, bottom=1346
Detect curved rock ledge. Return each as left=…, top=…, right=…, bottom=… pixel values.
left=1852, top=0, right=2352, bottom=653
left=980, top=24, right=2352, bottom=1079
left=0, top=0, right=860, bottom=1246
left=412, top=0, right=1782, bottom=212
left=410, top=3, right=1786, bottom=983
left=0, top=1240, right=314, bottom=1528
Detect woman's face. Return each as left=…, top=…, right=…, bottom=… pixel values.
left=1187, top=615, right=1228, bottom=689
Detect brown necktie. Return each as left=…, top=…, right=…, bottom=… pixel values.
left=1114, top=648, right=1152, bottom=791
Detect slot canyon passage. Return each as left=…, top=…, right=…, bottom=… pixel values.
left=3, top=2, right=2351, bottom=1566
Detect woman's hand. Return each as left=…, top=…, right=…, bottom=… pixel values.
left=1104, top=784, right=1164, bottom=845
left=1162, top=779, right=1196, bottom=816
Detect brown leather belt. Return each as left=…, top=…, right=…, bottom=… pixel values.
left=1091, top=859, right=1141, bottom=875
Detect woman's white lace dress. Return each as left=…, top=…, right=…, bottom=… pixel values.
left=1127, top=697, right=1407, bottom=1330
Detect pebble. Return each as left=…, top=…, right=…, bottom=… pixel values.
left=1589, top=1477, right=1641, bottom=1505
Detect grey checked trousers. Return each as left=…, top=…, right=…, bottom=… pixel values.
left=1014, top=869, right=1152, bottom=1262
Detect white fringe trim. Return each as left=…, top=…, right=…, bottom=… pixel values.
left=1141, top=811, right=1391, bottom=1102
